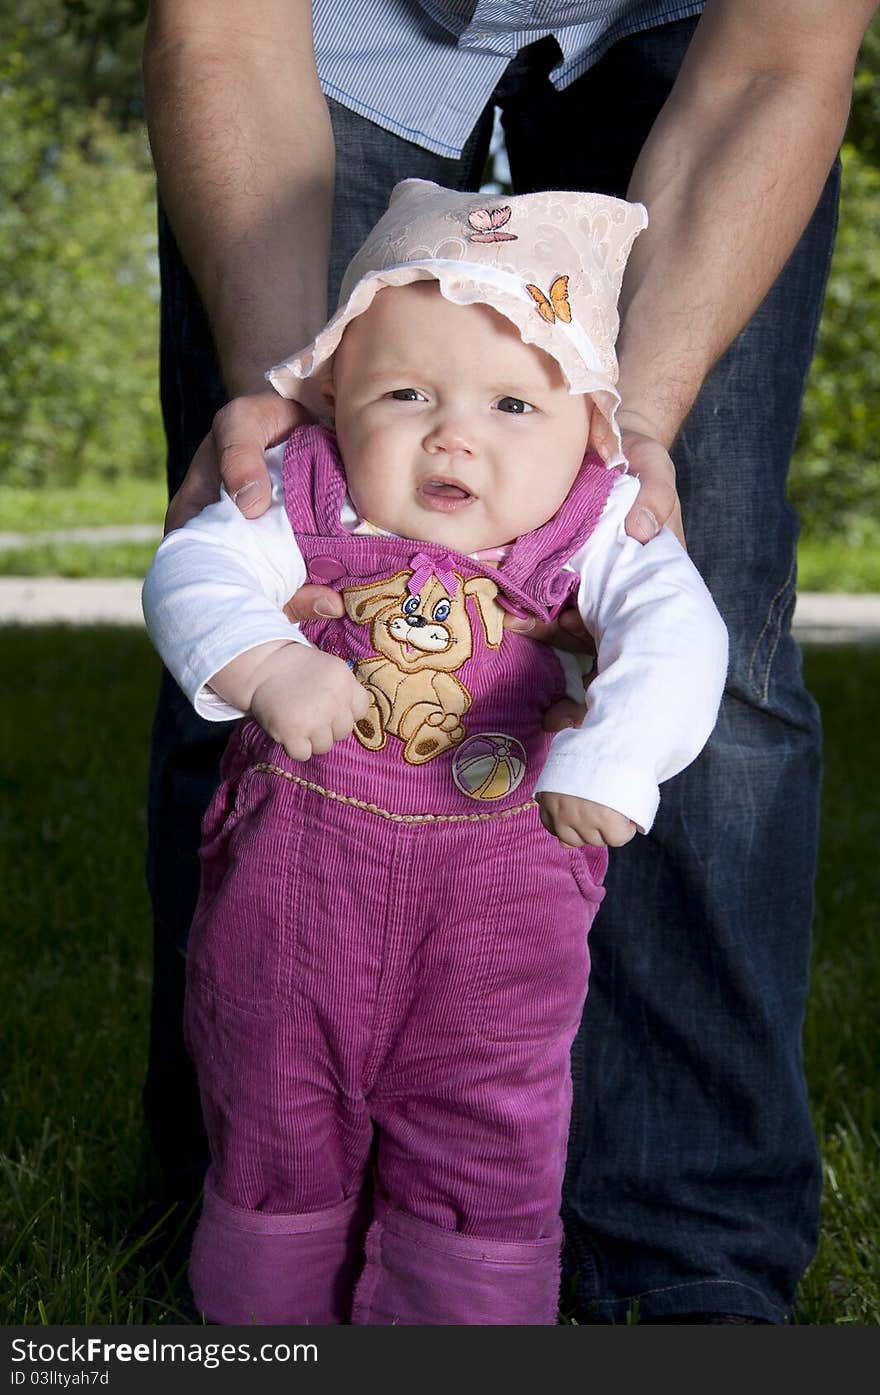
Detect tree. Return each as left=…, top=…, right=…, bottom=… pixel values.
left=789, top=142, right=880, bottom=542
left=1, top=0, right=147, bottom=127
left=0, top=39, right=163, bottom=487
left=848, top=17, right=880, bottom=168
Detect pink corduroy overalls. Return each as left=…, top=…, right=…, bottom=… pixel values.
left=185, top=425, right=615, bottom=1325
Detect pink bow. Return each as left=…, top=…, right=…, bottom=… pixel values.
left=407, top=552, right=459, bottom=598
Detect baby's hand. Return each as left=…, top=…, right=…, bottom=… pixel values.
left=247, top=645, right=370, bottom=761
left=536, top=792, right=637, bottom=848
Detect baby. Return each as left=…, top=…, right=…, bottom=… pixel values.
left=143, top=179, right=728, bottom=1326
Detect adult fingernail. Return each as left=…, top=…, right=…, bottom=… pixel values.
left=632, top=507, right=659, bottom=541
left=232, top=480, right=257, bottom=504
left=232, top=481, right=265, bottom=516
left=506, top=615, right=535, bottom=633
left=313, top=599, right=338, bottom=617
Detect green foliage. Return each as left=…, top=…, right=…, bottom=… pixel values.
left=789, top=143, right=880, bottom=543
left=2, top=0, right=147, bottom=126
left=797, top=537, right=880, bottom=593
left=773, top=14, right=880, bottom=542
left=60, top=0, right=148, bottom=46
left=847, top=17, right=880, bottom=168
left=0, top=41, right=164, bottom=489
left=1, top=3, right=878, bottom=536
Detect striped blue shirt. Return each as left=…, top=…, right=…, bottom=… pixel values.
left=314, top=2, right=705, bottom=157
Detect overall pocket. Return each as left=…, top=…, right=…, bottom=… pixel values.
left=472, top=836, right=606, bottom=1045
left=187, top=768, right=306, bottom=1013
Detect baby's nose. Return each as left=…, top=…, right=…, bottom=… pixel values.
left=423, top=417, right=475, bottom=455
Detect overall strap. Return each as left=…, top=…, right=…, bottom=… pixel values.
left=281, top=423, right=349, bottom=536
left=500, top=451, right=620, bottom=617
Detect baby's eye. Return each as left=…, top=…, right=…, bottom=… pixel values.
left=387, top=388, right=426, bottom=402
left=495, top=396, right=534, bottom=415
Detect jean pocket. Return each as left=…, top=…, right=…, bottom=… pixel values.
left=188, top=769, right=304, bottom=1013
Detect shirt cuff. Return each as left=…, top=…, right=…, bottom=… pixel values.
left=187, top=628, right=311, bottom=722
left=533, top=733, right=661, bottom=834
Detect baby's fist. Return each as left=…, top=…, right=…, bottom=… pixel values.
left=536, top=792, right=637, bottom=848
left=250, top=645, right=370, bottom=761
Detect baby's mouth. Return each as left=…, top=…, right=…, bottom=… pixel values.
left=419, top=477, right=475, bottom=511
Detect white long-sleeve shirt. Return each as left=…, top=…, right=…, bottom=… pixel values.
left=143, top=446, right=728, bottom=832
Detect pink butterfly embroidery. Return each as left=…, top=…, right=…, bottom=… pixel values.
left=467, top=206, right=517, bottom=242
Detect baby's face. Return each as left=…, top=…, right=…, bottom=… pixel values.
left=325, top=282, right=591, bottom=554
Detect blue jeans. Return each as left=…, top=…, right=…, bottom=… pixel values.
left=146, top=18, right=839, bottom=1319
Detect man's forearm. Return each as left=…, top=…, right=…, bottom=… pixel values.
left=617, top=0, right=876, bottom=447
left=143, top=0, right=334, bottom=396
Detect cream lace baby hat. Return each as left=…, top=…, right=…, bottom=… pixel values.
left=268, top=179, right=647, bottom=467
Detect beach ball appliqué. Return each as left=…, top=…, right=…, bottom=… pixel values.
left=451, top=733, right=527, bottom=801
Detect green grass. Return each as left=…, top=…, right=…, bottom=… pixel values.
left=1, top=630, right=877, bottom=1323
left=798, top=537, right=880, bottom=594
left=0, top=541, right=158, bottom=579
left=794, top=647, right=880, bottom=1324
left=0, top=627, right=186, bottom=1323
left=0, top=480, right=167, bottom=533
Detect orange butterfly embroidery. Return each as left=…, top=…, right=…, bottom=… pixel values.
left=525, top=275, right=572, bottom=325
left=467, top=206, right=517, bottom=242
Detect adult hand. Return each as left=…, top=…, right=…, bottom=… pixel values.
left=164, top=389, right=313, bottom=534
left=590, top=416, right=684, bottom=547
left=618, top=426, right=684, bottom=548
left=503, top=421, right=685, bottom=660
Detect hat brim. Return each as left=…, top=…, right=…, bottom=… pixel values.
left=266, top=263, right=626, bottom=467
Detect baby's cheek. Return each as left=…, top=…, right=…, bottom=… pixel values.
left=346, top=450, right=404, bottom=531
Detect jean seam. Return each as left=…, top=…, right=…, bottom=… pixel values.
left=602, top=1277, right=788, bottom=1319
left=747, top=548, right=797, bottom=705
left=560, top=1211, right=601, bottom=1312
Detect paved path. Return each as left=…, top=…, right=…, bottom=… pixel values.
left=2, top=576, right=879, bottom=644
left=1, top=577, right=148, bottom=626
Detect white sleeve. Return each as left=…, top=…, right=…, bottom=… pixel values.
left=534, top=472, right=729, bottom=832
left=141, top=447, right=310, bottom=721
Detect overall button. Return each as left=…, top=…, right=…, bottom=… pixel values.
left=309, top=556, right=347, bottom=583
